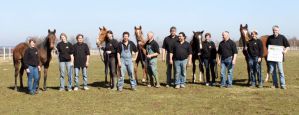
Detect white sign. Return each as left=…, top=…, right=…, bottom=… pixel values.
left=267, top=45, right=284, bottom=62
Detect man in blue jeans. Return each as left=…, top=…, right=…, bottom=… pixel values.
left=217, top=31, right=238, bottom=88
left=170, top=32, right=192, bottom=89
left=117, top=32, right=138, bottom=91
left=56, top=33, right=74, bottom=91
left=73, top=34, right=90, bottom=91
left=266, top=25, right=290, bottom=89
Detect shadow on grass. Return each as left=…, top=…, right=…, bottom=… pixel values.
left=233, top=79, right=249, bottom=87
left=7, top=86, right=28, bottom=94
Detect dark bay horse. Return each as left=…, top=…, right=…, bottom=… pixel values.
left=13, top=29, right=56, bottom=91
left=96, top=26, right=112, bottom=86
left=190, top=31, right=204, bottom=83
left=134, top=25, right=147, bottom=84
left=239, top=24, right=270, bottom=84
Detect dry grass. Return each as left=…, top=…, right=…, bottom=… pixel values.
left=0, top=51, right=299, bottom=114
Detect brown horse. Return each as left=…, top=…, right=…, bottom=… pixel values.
left=96, top=26, right=108, bottom=62
left=134, top=25, right=147, bottom=84
left=239, top=24, right=270, bottom=84
left=13, top=29, right=57, bottom=91
left=190, top=31, right=204, bottom=83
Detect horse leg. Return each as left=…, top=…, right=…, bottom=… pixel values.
left=19, top=65, right=25, bottom=89
left=134, top=63, right=139, bottom=85
left=14, top=61, right=20, bottom=91
left=264, top=59, right=270, bottom=82
left=192, top=58, right=196, bottom=83
left=43, top=68, right=48, bottom=91
left=245, top=56, right=251, bottom=85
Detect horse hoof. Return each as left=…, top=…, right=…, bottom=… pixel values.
left=14, top=87, right=18, bottom=91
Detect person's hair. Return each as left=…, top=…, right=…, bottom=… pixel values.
left=205, top=33, right=211, bottom=38
left=272, top=25, right=279, bottom=30
left=28, top=38, right=36, bottom=43
left=107, top=30, right=113, bottom=35
left=251, top=30, right=258, bottom=35
left=224, top=31, right=229, bottom=34
left=123, top=31, right=130, bottom=37
left=170, top=26, right=176, bottom=32
left=60, top=33, right=67, bottom=40
left=76, top=34, right=84, bottom=40
left=179, top=32, right=186, bottom=39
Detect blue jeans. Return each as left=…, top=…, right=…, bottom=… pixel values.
left=248, top=56, right=262, bottom=86
left=268, top=61, right=286, bottom=87
left=118, top=58, right=137, bottom=89
left=59, top=62, right=73, bottom=90
left=220, top=57, right=234, bottom=86
left=174, top=59, right=188, bottom=85
left=74, top=67, right=88, bottom=87
left=27, top=66, right=39, bottom=93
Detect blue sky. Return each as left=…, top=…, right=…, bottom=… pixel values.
left=1, top=0, right=298, bottom=47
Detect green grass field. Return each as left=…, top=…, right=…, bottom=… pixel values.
left=0, top=51, right=299, bottom=114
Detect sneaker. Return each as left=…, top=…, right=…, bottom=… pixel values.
left=155, top=84, right=161, bottom=88
left=205, top=83, right=210, bottom=86
left=83, top=86, right=89, bottom=90
left=249, top=85, right=255, bottom=88
left=132, top=87, right=137, bottom=91
left=211, top=83, right=216, bottom=86
left=142, top=79, right=146, bottom=83
left=118, top=87, right=123, bottom=92
left=271, top=85, right=279, bottom=89
left=180, top=84, right=186, bottom=88
left=74, top=87, right=79, bottom=91
left=220, top=85, right=225, bottom=88
left=29, top=91, right=35, bottom=95
left=175, top=85, right=180, bottom=89
left=258, top=85, right=263, bottom=88
left=227, top=85, right=233, bottom=88
left=67, top=89, right=72, bottom=92
left=59, top=88, right=65, bottom=92
left=147, top=84, right=152, bottom=87
left=166, top=85, right=170, bottom=88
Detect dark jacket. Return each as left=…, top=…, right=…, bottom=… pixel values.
left=23, top=47, right=40, bottom=69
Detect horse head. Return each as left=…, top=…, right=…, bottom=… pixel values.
left=47, top=29, right=57, bottom=49
left=97, top=26, right=108, bottom=47
left=240, top=24, right=251, bottom=42
left=192, top=30, right=204, bottom=49
left=134, top=25, right=144, bottom=41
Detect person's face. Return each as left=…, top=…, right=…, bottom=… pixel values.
left=251, top=32, right=258, bottom=39
left=147, top=33, right=154, bottom=41
left=222, top=32, right=229, bottom=41
left=30, top=41, right=35, bottom=47
left=61, top=35, right=67, bottom=43
left=77, top=36, right=84, bottom=43
left=107, top=33, right=113, bottom=39
left=170, top=29, right=176, bottom=36
left=123, top=34, right=129, bottom=42
left=178, top=34, right=185, bottom=42
left=205, top=35, right=211, bottom=41
left=273, top=27, right=280, bottom=36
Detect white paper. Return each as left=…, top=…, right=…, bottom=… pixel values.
left=267, top=45, right=284, bottom=62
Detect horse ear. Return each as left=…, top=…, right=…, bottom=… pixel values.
left=53, top=29, right=56, bottom=33
left=140, top=25, right=142, bottom=29
left=240, top=24, right=243, bottom=28
left=201, top=30, right=204, bottom=34
left=245, top=24, right=248, bottom=28
left=103, top=26, right=106, bottom=30
left=48, top=29, right=51, bottom=33
left=193, top=31, right=195, bottom=34
left=134, top=26, right=137, bottom=30
left=99, top=27, right=102, bottom=30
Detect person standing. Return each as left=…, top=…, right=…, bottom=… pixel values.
left=103, top=30, right=119, bottom=90
left=170, top=32, right=192, bottom=89
left=56, top=33, right=74, bottom=91
left=201, top=33, right=217, bottom=86
left=266, top=25, right=290, bottom=89
left=73, top=34, right=90, bottom=91
left=23, top=39, right=41, bottom=95
left=162, top=26, right=179, bottom=87
left=144, top=32, right=160, bottom=88
left=117, top=32, right=138, bottom=91
left=217, top=31, right=238, bottom=88
left=247, top=30, right=264, bottom=88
